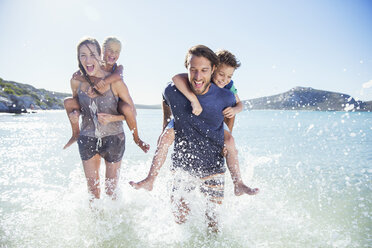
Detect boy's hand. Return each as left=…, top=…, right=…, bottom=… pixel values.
left=222, top=107, right=237, bottom=118
left=191, top=100, right=203, bottom=116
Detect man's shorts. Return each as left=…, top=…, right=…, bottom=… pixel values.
left=78, top=133, right=125, bottom=163
left=171, top=170, right=225, bottom=200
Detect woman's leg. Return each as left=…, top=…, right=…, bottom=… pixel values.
left=105, top=160, right=122, bottom=199
left=118, top=101, right=150, bottom=153
left=63, top=97, right=81, bottom=149
left=82, top=154, right=101, bottom=199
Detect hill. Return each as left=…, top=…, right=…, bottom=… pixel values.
left=0, top=77, right=71, bottom=113
left=244, top=86, right=371, bottom=112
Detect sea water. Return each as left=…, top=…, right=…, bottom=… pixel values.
left=0, top=110, right=371, bottom=247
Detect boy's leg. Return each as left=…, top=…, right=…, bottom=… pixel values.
left=129, top=128, right=175, bottom=191
left=118, top=101, right=150, bottom=153
left=224, top=130, right=259, bottom=196
left=63, top=97, right=81, bottom=149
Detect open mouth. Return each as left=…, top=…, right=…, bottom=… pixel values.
left=86, top=64, right=95, bottom=73
left=194, top=80, right=204, bottom=89
left=107, top=56, right=116, bottom=64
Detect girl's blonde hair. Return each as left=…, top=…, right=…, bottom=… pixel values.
left=102, top=37, right=122, bottom=52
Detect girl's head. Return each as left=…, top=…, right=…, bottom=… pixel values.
left=102, top=37, right=122, bottom=65
left=213, top=50, right=241, bottom=88
left=77, top=37, right=102, bottom=77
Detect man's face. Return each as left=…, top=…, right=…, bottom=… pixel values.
left=187, top=55, right=215, bottom=95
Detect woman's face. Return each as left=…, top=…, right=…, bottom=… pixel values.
left=212, top=63, right=235, bottom=88
left=79, top=44, right=101, bottom=76
left=103, top=41, right=121, bottom=65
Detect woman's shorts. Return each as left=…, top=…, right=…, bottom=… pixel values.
left=78, top=133, right=125, bottom=163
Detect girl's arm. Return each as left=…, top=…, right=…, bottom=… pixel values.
left=172, top=73, right=203, bottom=116
left=95, top=65, right=124, bottom=89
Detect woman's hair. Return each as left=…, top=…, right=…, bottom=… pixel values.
left=77, top=37, right=102, bottom=95
left=215, top=50, right=241, bottom=69
left=102, top=37, right=122, bottom=53
left=184, top=45, right=219, bottom=69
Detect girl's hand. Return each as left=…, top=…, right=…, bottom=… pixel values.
left=97, top=113, right=114, bottom=125
left=94, top=79, right=106, bottom=90
left=222, top=107, right=237, bottom=118
left=191, top=100, right=203, bottom=116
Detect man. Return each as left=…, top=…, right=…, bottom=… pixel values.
left=162, top=45, right=236, bottom=232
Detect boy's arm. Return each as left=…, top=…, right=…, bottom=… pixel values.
left=222, top=94, right=243, bottom=118
left=172, top=73, right=203, bottom=116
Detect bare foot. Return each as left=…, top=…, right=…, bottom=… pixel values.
left=135, top=138, right=150, bottom=153
left=63, top=135, right=79, bottom=149
left=129, top=178, right=154, bottom=191
left=234, top=182, right=260, bottom=196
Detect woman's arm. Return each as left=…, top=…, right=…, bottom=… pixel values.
left=172, top=73, right=202, bottom=116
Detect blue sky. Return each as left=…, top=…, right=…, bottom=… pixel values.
left=0, top=0, right=371, bottom=104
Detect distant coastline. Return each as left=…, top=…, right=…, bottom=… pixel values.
left=0, top=77, right=370, bottom=113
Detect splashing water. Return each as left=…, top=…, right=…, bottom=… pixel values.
left=0, top=110, right=371, bottom=247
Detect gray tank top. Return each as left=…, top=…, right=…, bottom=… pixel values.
left=77, top=82, right=124, bottom=138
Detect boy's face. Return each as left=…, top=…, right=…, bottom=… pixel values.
left=103, top=41, right=121, bottom=65
left=213, top=64, right=235, bottom=88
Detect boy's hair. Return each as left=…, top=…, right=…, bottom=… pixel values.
left=103, top=37, right=122, bottom=52
left=184, top=45, right=219, bottom=69
left=216, top=50, right=241, bottom=69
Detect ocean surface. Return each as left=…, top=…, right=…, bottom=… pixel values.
left=0, top=109, right=371, bottom=248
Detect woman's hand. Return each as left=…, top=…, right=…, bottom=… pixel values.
left=97, top=113, right=114, bottom=125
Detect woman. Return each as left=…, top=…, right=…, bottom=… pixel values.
left=70, top=37, right=130, bottom=200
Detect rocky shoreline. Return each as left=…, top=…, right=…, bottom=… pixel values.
left=1, top=77, right=371, bottom=113
left=0, top=78, right=71, bottom=113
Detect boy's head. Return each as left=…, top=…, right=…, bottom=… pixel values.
left=184, top=45, right=219, bottom=95
left=213, top=50, right=241, bottom=88
left=102, top=37, right=122, bottom=65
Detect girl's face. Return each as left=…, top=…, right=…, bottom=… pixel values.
left=79, top=44, right=101, bottom=76
left=103, top=41, right=121, bottom=65
left=213, top=63, right=235, bottom=88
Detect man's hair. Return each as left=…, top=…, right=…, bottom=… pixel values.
left=216, top=50, right=241, bottom=69
left=184, top=45, right=219, bottom=69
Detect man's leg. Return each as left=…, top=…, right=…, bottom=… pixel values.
left=200, top=173, right=225, bottom=233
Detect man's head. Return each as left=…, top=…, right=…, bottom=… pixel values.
left=184, top=45, right=219, bottom=95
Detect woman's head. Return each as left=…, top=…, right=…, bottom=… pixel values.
left=102, top=37, right=122, bottom=66
left=213, top=50, right=241, bottom=88
left=77, top=38, right=102, bottom=77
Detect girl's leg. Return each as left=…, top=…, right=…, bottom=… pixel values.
left=82, top=154, right=101, bottom=199
left=105, top=160, right=122, bottom=199
left=129, top=128, right=175, bottom=191
left=224, top=130, right=259, bottom=196
left=63, top=97, right=81, bottom=149
left=118, top=101, right=150, bottom=153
